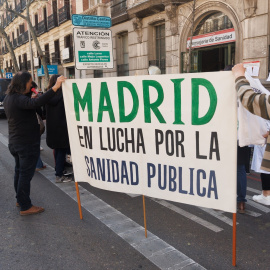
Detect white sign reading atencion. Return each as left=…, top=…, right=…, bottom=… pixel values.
left=73, top=27, right=113, bottom=70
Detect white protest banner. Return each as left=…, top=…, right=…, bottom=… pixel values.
left=62, top=72, right=237, bottom=213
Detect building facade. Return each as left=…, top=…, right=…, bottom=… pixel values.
left=1, top=0, right=269, bottom=89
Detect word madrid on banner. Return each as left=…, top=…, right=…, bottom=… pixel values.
left=62, top=72, right=237, bottom=213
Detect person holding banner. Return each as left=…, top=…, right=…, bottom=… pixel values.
left=3, top=71, right=66, bottom=215
left=233, top=63, right=270, bottom=206
left=45, top=75, right=72, bottom=183
left=224, top=65, right=248, bottom=213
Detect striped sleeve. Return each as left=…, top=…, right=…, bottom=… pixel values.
left=235, top=76, right=270, bottom=120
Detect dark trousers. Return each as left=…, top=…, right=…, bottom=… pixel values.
left=261, top=173, right=270, bottom=190
left=8, top=142, right=40, bottom=211
left=237, top=164, right=247, bottom=202
left=54, top=148, right=68, bottom=177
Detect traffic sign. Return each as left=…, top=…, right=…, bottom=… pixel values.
left=6, top=72, right=13, bottom=79
left=73, top=27, right=113, bottom=70
left=72, top=14, right=111, bottom=28
left=37, top=65, right=58, bottom=77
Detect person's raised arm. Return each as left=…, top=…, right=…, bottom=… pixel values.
left=232, top=63, right=270, bottom=120
left=18, top=76, right=67, bottom=109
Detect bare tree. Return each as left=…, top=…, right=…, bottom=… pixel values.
left=0, top=22, right=19, bottom=73
left=3, top=0, right=50, bottom=87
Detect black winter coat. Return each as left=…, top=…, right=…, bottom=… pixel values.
left=46, top=89, right=69, bottom=149
left=4, top=89, right=55, bottom=145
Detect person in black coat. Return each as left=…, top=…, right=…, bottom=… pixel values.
left=4, top=71, right=66, bottom=215
left=46, top=75, right=72, bottom=183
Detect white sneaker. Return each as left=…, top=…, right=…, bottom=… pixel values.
left=252, top=194, right=270, bottom=206
left=40, top=146, right=44, bottom=151
left=55, top=176, right=72, bottom=183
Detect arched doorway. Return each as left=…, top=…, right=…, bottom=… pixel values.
left=181, top=12, right=236, bottom=73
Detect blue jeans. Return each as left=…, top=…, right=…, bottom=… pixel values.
left=237, top=164, right=247, bottom=202
left=36, top=155, right=44, bottom=169
left=8, top=142, right=40, bottom=211
left=54, top=148, right=68, bottom=177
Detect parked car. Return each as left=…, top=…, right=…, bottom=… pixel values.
left=0, top=79, right=11, bottom=115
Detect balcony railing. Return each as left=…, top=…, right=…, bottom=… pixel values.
left=18, top=35, right=23, bottom=46
left=11, top=11, right=15, bottom=21
left=1, top=47, right=8, bottom=54
left=111, top=0, right=127, bottom=17
left=37, top=20, right=47, bottom=36
left=22, top=31, right=29, bottom=44
left=117, top=64, right=129, bottom=76
left=15, top=3, right=21, bottom=13
left=51, top=51, right=61, bottom=64
left=7, top=13, right=11, bottom=24
left=3, top=18, right=7, bottom=28
left=21, top=0, right=26, bottom=10
left=59, top=5, right=70, bottom=25
left=149, top=59, right=166, bottom=74
left=47, top=14, right=58, bottom=30
left=12, top=39, right=17, bottom=49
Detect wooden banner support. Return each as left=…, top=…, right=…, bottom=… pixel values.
left=232, top=213, right=236, bottom=266
left=75, top=182, right=83, bottom=220
left=142, top=195, right=147, bottom=238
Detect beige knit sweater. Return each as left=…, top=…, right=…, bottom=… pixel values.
left=236, top=76, right=270, bottom=171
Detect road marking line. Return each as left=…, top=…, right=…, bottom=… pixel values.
left=199, top=207, right=238, bottom=226
left=125, top=193, right=223, bottom=232
left=0, top=133, right=8, bottom=147
left=244, top=210, right=261, bottom=217
left=152, top=199, right=223, bottom=233
left=246, top=196, right=270, bottom=213
left=247, top=187, right=261, bottom=194
left=37, top=162, right=206, bottom=270
left=126, top=193, right=140, bottom=198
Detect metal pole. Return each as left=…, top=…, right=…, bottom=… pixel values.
left=27, top=22, right=34, bottom=79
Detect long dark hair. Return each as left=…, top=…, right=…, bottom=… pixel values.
left=6, top=71, right=32, bottom=94
left=47, top=74, right=60, bottom=91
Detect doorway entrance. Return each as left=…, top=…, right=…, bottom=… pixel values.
left=181, top=43, right=235, bottom=73
left=199, top=43, right=235, bottom=72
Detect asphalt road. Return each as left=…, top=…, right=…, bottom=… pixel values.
left=0, top=115, right=269, bottom=270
